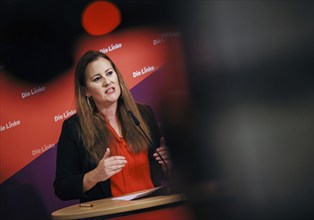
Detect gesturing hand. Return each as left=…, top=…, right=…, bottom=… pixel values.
left=154, top=137, right=172, bottom=174
left=83, top=148, right=127, bottom=192
left=94, top=148, right=127, bottom=182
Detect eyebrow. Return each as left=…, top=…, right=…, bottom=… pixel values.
left=105, top=68, right=113, bottom=73
left=90, top=68, right=113, bottom=78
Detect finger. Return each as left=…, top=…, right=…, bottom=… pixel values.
left=154, top=150, right=168, bottom=158
left=158, top=159, right=171, bottom=166
left=156, top=146, right=167, bottom=152
left=158, top=160, right=166, bottom=165
left=102, top=148, right=111, bottom=160
left=110, top=163, right=127, bottom=171
left=109, top=156, right=126, bottom=161
left=155, top=155, right=169, bottom=160
left=105, top=157, right=126, bottom=167
left=158, top=160, right=170, bottom=166
left=107, top=159, right=127, bottom=167
left=106, top=162, right=127, bottom=177
left=105, top=157, right=127, bottom=169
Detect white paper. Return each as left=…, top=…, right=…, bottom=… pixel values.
left=111, top=186, right=163, bottom=201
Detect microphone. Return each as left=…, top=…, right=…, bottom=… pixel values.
left=128, top=110, right=169, bottom=174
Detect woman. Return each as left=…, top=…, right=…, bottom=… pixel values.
left=54, top=50, right=171, bottom=202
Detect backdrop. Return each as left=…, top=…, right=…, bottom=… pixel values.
left=0, top=26, right=187, bottom=217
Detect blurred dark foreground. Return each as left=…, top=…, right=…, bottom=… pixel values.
left=162, top=1, right=313, bottom=219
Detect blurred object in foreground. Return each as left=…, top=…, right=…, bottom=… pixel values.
left=163, top=1, right=313, bottom=219
left=0, top=0, right=84, bottom=83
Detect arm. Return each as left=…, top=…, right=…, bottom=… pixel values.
left=54, top=115, right=127, bottom=201
left=54, top=116, right=86, bottom=201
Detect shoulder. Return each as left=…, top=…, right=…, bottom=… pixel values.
left=137, top=103, right=154, bottom=116
left=62, top=113, right=79, bottom=125
left=61, top=114, right=80, bottom=132
left=58, top=114, right=82, bottom=143
left=137, top=103, right=157, bottom=122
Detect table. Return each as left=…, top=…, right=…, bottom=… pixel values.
left=51, top=191, right=185, bottom=220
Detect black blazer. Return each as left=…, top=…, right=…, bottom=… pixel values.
left=54, top=104, right=163, bottom=202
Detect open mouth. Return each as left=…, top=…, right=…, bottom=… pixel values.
left=105, top=87, right=115, bottom=94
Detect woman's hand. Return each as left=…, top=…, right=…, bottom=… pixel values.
left=83, top=148, right=127, bottom=192
left=154, top=137, right=172, bottom=174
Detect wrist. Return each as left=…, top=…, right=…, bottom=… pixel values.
left=83, top=171, right=97, bottom=192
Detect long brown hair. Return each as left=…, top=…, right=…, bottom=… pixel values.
left=74, top=50, right=152, bottom=163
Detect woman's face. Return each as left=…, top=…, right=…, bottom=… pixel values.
left=84, top=57, right=121, bottom=109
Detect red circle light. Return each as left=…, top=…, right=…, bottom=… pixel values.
left=82, top=1, right=121, bottom=36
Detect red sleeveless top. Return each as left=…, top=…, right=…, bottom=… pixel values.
left=107, top=123, right=154, bottom=196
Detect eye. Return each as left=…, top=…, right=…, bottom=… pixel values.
left=92, top=76, right=102, bottom=82
left=106, top=71, right=113, bottom=76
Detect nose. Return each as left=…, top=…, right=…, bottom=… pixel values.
left=102, top=76, right=111, bottom=86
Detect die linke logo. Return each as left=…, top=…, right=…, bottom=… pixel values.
left=54, top=109, right=77, bottom=122
left=132, top=66, right=155, bottom=78
left=0, top=120, right=21, bottom=132
left=21, top=86, right=46, bottom=99
left=153, top=32, right=181, bottom=45
left=99, top=43, right=122, bottom=53
left=32, top=143, right=55, bottom=156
